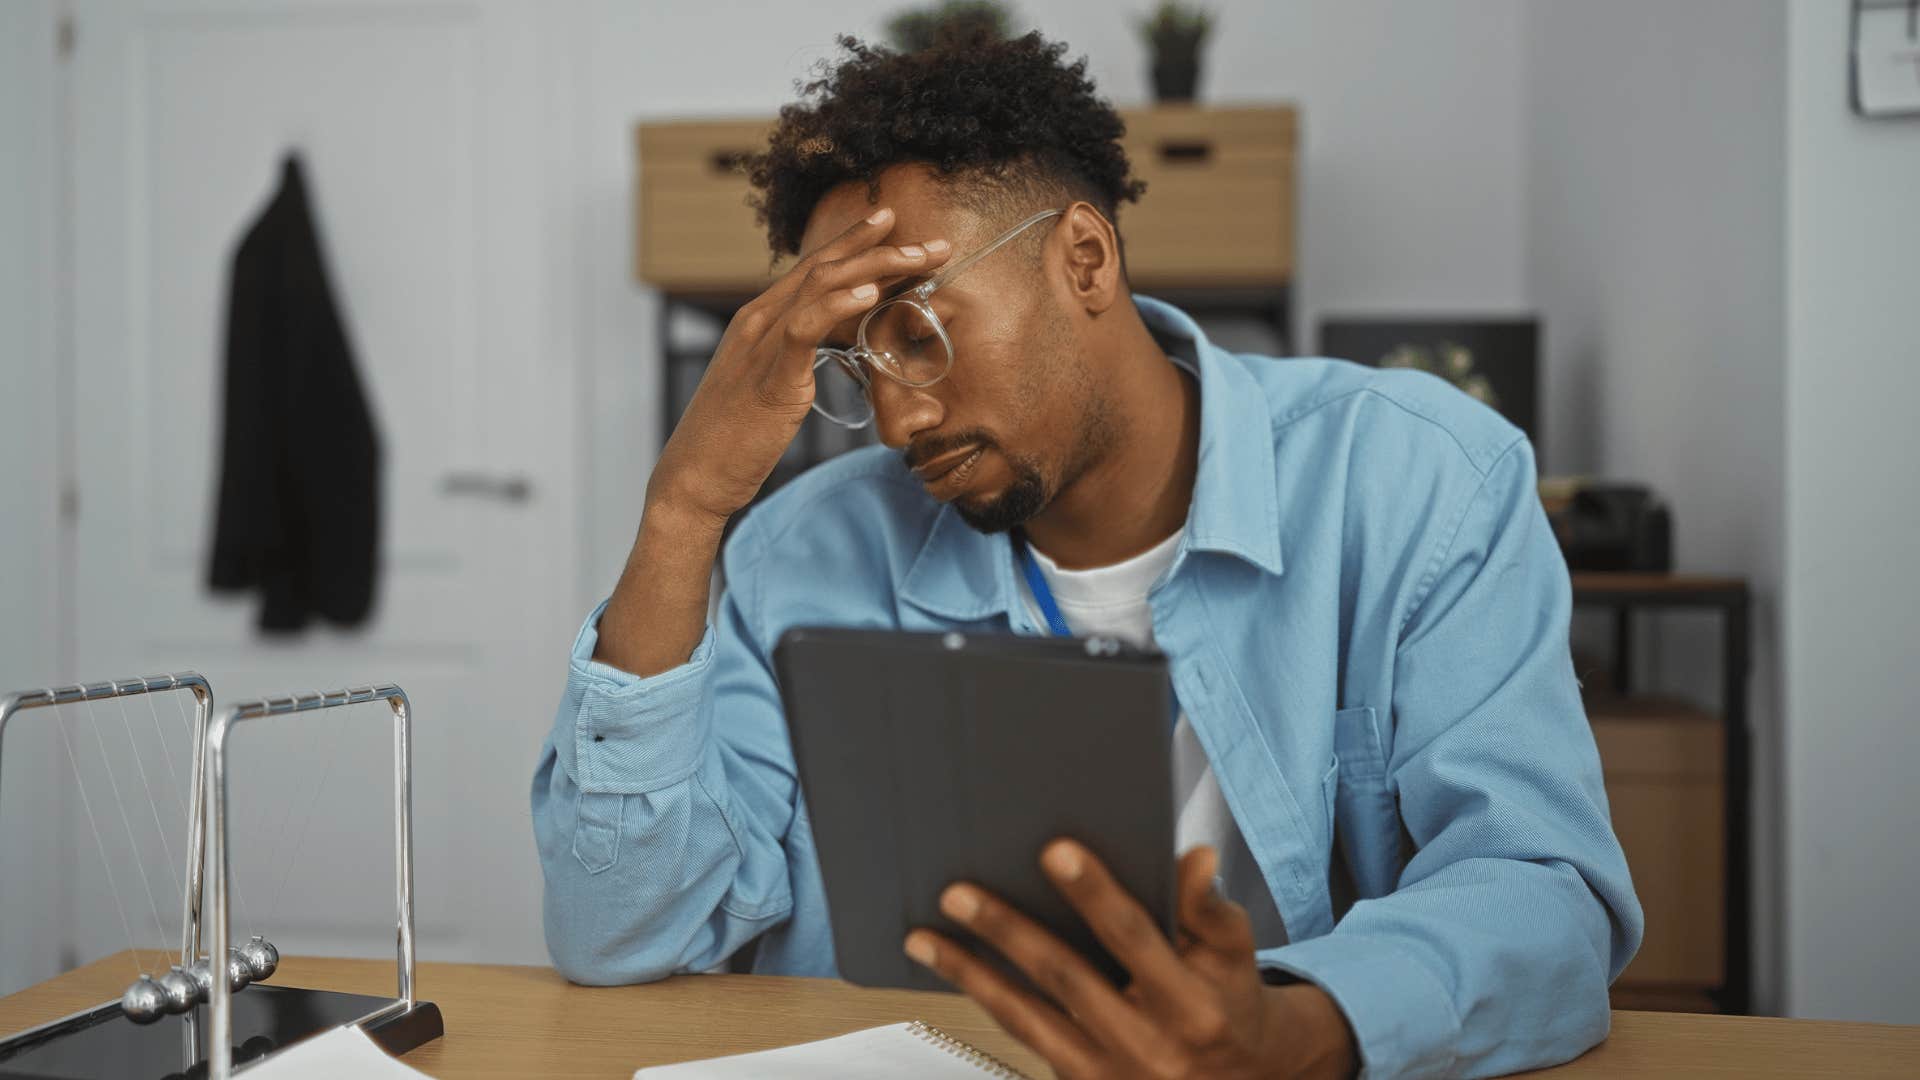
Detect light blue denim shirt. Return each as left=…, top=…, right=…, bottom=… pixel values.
left=533, top=296, right=1642, bottom=1079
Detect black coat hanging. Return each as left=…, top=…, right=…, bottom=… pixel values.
left=208, top=152, right=381, bottom=632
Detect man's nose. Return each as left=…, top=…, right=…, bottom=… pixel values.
left=868, top=375, right=945, bottom=450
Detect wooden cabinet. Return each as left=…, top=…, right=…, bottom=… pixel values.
left=1592, top=698, right=1726, bottom=995
left=1116, top=105, right=1295, bottom=288
left=634, top=118, right=780, bottom=293
left=633, top=105, right=1296, bottom=292
left=1572, top=572, right=1751, bottom=1014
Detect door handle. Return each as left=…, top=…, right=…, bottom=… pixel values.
left=439, top=473, right=534, bottom=503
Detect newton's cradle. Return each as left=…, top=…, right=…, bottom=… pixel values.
left=0, top=674, right=443, bottom=1078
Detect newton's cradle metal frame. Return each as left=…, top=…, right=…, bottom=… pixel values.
left=0, top=673, right=443, bottom=1078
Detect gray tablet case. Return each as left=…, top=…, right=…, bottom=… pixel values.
left=774, top=627, right=1176, bottom=994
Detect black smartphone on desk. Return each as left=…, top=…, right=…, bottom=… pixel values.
left=774, top=626, right=1176, bottom=994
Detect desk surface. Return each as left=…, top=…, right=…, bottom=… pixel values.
left=5, top=952, right=1918, bottom=1078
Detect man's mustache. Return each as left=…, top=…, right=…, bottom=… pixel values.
left=902, top=429, right=997, bottom=473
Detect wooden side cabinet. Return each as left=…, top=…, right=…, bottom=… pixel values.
left=1573, top=573, right=1751, bottom=1015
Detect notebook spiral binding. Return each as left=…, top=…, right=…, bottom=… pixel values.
left=906, top=1020, right=1031, bottom=1078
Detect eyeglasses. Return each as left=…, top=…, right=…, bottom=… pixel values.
left=811, top=208, right=1065, bottom=428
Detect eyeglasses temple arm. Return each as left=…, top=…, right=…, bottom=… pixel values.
left=915, top=209, right=1065, bottom=296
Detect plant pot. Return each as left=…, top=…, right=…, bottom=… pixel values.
left=1150, top=50, right=1202, bottom=103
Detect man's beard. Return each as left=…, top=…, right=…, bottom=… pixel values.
left=953, top=454, right=1048, bottom=534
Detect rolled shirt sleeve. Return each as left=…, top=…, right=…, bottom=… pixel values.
left=531, top=517, right=802, bottom=985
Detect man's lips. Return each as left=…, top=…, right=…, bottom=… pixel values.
left=911, top=443, right=984, bottom=483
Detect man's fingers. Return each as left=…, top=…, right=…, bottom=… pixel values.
left=763, top=239, right=953, bottom=381
left=903, top=930, right=1106, bottom=1080
left=808, top=204, right=899, bottom=265
left=1176, top=845, right=1256, bottom=955
left=777, top=283, right=884, bottom=351
left=934, top=882, right=1181, bottom=1069
left=754, top=205, right=901, bottom=310
left=795, top=238, right=953, bottom=306
left=1039, top=840, right=1206, bottom=1010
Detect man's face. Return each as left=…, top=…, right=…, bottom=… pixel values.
left=799, top=164, right=1111, bottom=533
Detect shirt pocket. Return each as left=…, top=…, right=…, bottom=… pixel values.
left=1331, top=706, right=1404, bottom=899
left=571, top=791, right=623, bottom=875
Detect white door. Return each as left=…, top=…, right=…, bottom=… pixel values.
left=59, top=0, right=579, bottom=976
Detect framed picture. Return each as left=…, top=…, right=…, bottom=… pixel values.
left=1317, top=317, right=1540, bottom=447
left=1853, top=0, right=1920, bottom=118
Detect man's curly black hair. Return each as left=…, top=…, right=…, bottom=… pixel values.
left=748, top=30, right=1145, bottom=260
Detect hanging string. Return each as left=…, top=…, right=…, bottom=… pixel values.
left=56, top=702, right=145, bottom=977
left=168, top=687, right=255, bottom=936
left=267, top=694, right=346, bottom=930
left=80, top=696, right=172, bottom=970
left=142, top=691, right=189, bottom=827
left=110, top=695, right=183, bottom=908
left=250, top=693, right=329, bottom=937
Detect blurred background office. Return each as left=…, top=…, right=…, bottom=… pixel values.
left=1, top=0, right=1914, bottom=1034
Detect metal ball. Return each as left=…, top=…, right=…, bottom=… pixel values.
left=238, top=936, right=278, bottom=981
left=224, top=949, right=254, bottom=991
left=186, top=959, right=217, bottom=999
left=121, top=975, right=166, bottom=1024
left=156, top=966, right=200, bottom=1014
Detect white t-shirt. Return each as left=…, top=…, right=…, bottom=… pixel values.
left=1018, top=528, right=1288, bottom=947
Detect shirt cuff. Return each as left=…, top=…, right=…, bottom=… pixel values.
left=1258, top=933, right=1461, bottom=1080
left=553, top=600, right=716, bottom=795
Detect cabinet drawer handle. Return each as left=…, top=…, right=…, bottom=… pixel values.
left=708, top=150, right=754, bottom=175
left=1157, top=139, right=1213, bottom=164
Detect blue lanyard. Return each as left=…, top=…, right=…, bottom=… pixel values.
left=1015, top=530, right=1182, bottom=733
left=1012, top=531, right=1073, bottom=637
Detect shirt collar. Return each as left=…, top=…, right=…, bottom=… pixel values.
left=899, top=294, right=1285, bottom=623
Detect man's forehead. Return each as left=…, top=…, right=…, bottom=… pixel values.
left=797, top=164, right=983, bottom=258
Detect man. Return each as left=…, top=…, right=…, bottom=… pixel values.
left=533, top=30, right=1641, bottom=1079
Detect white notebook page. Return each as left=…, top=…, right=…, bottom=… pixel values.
left=633, top=1021, right=1029, bottom=1079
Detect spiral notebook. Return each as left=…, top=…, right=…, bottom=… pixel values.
left=632, top=1021, right=1032, bottom=1078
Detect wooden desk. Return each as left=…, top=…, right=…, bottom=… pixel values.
left=5, top=952, right=1918, bottom=1078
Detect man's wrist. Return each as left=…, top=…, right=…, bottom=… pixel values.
left=641, top=485, right=731, bottom=546
left=1263, top=982, right=1360, bottom=1079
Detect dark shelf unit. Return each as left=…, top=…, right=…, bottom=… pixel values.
left=1571, top=572, right=1752, bottom=1015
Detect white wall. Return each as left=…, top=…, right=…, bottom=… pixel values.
left=1523, top=0, right=1790, bottom=1013
left=0, top=0, right=73, bottom=997
left=1782, top=0, right=1920, bottom=1025
left=575, top=0, right=1532, bottom=596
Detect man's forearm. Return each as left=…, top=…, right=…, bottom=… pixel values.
left=593, top=496, right=729, bottom=678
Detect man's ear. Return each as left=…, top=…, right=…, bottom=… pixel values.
left=1056, top=202, right=1123, bottom=315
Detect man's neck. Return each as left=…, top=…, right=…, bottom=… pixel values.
left=1020, top=308, right=1200, bottom=571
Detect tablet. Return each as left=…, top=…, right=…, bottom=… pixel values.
left=774, top=626, right=1176, bottom=994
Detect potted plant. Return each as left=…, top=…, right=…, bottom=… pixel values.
left=885, top=0, right=1015, bottom=53
left=1137, top=2, right=1215, bottom=103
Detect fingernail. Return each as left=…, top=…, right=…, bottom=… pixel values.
left=904, top=933, right=937, bottom=966
left=924, top=238, right=951, bottom=254
left=851, top=283, right=877, bottom=301
left=899, top=244, right=925, bottom=258
left=1044, top=843, right=1083, bottom=881
left=867, top=207, right=893, bottom=225
left=940, top=886, right=981, bottom=923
